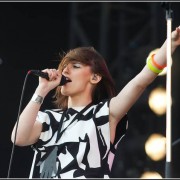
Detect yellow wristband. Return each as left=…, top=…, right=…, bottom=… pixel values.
left=146, top=56, right=163, bottom=74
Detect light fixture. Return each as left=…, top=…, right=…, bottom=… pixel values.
left=140, top=171, right=162, bottom=179
left=148, top=87, right=169, bottom=116
left=145, top=133, right=166, bottom=161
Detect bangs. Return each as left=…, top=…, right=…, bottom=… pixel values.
left=58, top=46, right=108, bottom=75
left=58, top=54, right=92, bottom=71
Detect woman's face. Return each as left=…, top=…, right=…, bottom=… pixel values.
left=60, top=61, right=94, bottom=97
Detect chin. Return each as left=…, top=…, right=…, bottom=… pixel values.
left=61, top=88, right=70, bottom=96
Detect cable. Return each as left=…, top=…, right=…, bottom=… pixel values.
left=7, top=72, right=30, bottom=178
left=172, top=138, right=180, bottom=147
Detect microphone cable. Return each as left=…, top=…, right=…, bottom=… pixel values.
left=7, top=71, right=31, bottom=178
left=172, top=138, right=180, bottom=147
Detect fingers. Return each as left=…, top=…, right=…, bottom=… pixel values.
left=171, top=26, right=180, bottom=41
left=42, top=68, right=60, bottom=81
left=175, top=26, right=180, bottom=33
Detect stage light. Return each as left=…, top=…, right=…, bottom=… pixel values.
left=140, top=171, right=162, bottom=179
left=148, top=87, right=169, bottom=116
left=145, top=133, right=166, bottom=161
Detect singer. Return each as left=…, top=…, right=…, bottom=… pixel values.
left=11, top=26, right=180, bottom=178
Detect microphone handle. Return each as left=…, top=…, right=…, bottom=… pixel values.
left=38, top=71, right=68, bottom=85
left=29, top=70, right=68, bottom=86
left=37, top=70, right=49, bottom=80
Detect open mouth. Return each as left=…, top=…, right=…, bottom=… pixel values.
left=60, top=75, right=72, bottom=86
left=65, top=76, right=72, bottom=83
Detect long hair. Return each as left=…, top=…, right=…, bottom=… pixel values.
left=53, top=47, right=116, bottom=109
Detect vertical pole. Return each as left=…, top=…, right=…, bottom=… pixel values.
left=161, top=2, right=174, bottom=178
left=165, top=17, right=172, bottom=178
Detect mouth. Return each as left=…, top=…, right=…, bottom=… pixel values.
left=60, top=75, right=72, bottom=86
left=65, top=76, right=72, bottom=83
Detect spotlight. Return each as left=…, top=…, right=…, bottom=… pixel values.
left=145, top=133, right=166, bottom=161
left=148, top=87, right=170, bottom=116
left=140, top=171, right=162, bottom=179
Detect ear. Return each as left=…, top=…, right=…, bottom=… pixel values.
left=90, top=74, right=102, bottom=84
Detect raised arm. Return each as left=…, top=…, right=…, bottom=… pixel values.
left=109, top=26, right=180, bottom=125
left=11, top=69, right=61, bottom=146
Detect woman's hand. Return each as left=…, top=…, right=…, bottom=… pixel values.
left=172, top=26, right=180, bottom=47
left=35, top=68, right=61, bottom=97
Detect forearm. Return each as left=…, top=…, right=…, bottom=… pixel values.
left=11, top=101, right=41, bottom=144
left=110, top=67, right=157, bottom=120
left=153, top=40, right=176, bottom=66
left=154, top=27, right=180, bottom=66
left=11, top=86, right=49, bottom=145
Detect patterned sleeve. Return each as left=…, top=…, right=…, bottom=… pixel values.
left=36, top=111, right=51, bottom=124
left=33, top=110, right=62, bottom=148
left=98, top=99, right=128, bottom=147
left=94, top=99, right=110, bottom=120
left=108, top=114, right=128, bottom=170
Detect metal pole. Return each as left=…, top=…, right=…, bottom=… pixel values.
left=161, top=2, right=174, bottom=178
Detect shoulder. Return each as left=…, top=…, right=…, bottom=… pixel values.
left=91, top=99, right=111, bottom=118
left=93, top=99, right=110, bottom=109
left=94, top=99, right=111, bottom=111
left=36, top=109, right=64, bottom=124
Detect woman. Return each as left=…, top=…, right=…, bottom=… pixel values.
left=11, top=26, right=180, bottom=178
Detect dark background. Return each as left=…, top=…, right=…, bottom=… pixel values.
left=0, top=1, right=180, bottom=178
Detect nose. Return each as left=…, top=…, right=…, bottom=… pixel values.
left=62, top=63, right=70, bottom=74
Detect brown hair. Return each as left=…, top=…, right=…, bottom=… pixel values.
left=53, top=47, right=116, bottom=109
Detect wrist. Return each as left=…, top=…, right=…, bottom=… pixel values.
left=146, top=54, right=166, bottom=74
left=171, top=41, right=178, bottom=52
left=35, top=85, right=49, bottom=97
left=31, top=94, right=44, bottom=105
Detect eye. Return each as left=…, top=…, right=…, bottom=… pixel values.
left=73, top=63, right=81, bottom=68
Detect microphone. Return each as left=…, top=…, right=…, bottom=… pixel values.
left=28, top=70, right=71, bottom=86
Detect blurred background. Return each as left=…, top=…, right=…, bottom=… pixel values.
left=0, top=1, right=180, bottom=178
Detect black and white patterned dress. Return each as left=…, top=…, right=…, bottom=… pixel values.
left=29, top=99, right=128, bottom=178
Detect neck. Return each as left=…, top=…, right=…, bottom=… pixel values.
left=68, top=95, right=92, bottom=108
